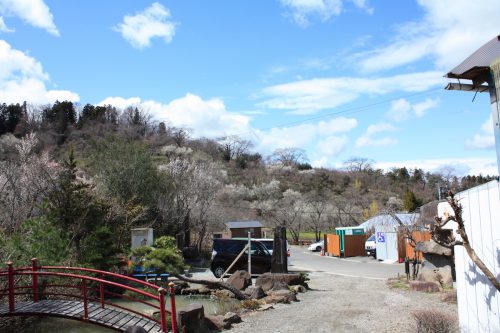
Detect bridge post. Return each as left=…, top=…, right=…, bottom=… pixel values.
left=82, top=279, right=88, bottom=320
left=31, top=258, right=38, bottom=302
left=99, top=273, right=105, bottom=308
left=169, top=282, right=178, bottom=333
left=158, top=288, right=167, bottom=333
left=6, top=261, right=14, bottom=313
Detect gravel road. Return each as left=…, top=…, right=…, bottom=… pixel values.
left=228, top=271, right=458, bottom=333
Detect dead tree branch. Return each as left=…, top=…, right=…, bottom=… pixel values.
left=172, top=274, right=249, bottom=300
left=433, top=192, right=499, bottom=292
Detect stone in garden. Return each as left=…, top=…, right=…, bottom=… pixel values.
left=418, top=266, right=453, bottom=287
left=178, top=303, right=209, bottom=333
left=250, top=286, right=266, bottom=299
left=223, top=312, right=242, bottom=324
left=267, top=289, right=297, bottom=302
left=409, top=280, right=441, bottom=293
left=198, top=286, right=212, bottom=295
left=290, top=285, right=306, bottom=293
left=257, top=304, right=274, bottom=311
left=180, top=287, right=199, bottom=295
left=255, top=273, right=302, bottom=292
left=205, top=314, right=230, bottom=330
left=269, top=281, right=288, bottom=291
left=227, top=270, right=252, bottom=290
left=415, top=240, right=452, bottom=256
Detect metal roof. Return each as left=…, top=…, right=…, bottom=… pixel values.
left=446, top=35, right=500, bottom=83
left=358, top=213, right=420, bottom=231
left=225, top=220, right=263, bottom=229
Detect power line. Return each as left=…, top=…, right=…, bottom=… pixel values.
left=231, top=87, right=443, bottom=137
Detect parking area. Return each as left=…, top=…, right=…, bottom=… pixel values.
left=289, top=245, right=403, bottom=280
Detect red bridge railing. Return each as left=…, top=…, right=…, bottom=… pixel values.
left=0, top=259, right=178, bottom=333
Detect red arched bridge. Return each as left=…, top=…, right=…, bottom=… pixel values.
left=0, top=259, right=178, bottom=333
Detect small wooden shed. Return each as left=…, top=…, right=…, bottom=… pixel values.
left=225, top=220, right=263, bottom=238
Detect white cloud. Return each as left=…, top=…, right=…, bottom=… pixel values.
left=387, top=98, right=411, bottom=121
left=46, top=90, right=81, bottom=104
left=279, top=0, right=372, bottom=27
left=465, top=115, right=495, bottom=150
left=0, top=16, right=13, bottom=33
left=350, top=0, right=373, bottom=14
left=280, top=0, right=342, bottom=27
left=387, top=97, right=439, bottom=121
left=374, top=157, right=498, bottom=177
left=114, top=2, right=176, bottom=49
left=0, top=0, right=59, bottom=36
left=0, top=40, right=79, bottom=104
left=357, top=0, right=500, bottom=72
left=317, top=135, right=348, bottom=156
left=257, top=71, right=444, bottom=114
left=317, top=117, right=358, bottom=135
left=99, top=93, right=251, bottom=139
left=355, top=123, right=397, bottom=148
left=252, top=116, right=357, bottom=155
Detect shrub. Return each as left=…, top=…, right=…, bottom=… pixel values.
left=239, top=299, right=261, bottom=310
left=154, top=236, right=177, bottom=250
left=411, top=309, right=457, bottom=333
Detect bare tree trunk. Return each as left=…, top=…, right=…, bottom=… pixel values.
left=435, top=193, right=500, bottom=292
left=172, top=274, right=249, bottom=300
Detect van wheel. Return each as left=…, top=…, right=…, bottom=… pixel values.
left=213, top=266, right=226, bottom=278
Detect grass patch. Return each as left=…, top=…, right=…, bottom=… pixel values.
left=239, top=299, right=261, bottom=310
left=387, top=276, right=410, bottom=290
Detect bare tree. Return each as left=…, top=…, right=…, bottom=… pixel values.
left=343, top=157, right=373, bottom=173
left=433, top=192, right=500, bottom=292
left=305, top=192, right=329, bottom=241
left=259, top=189, right=305, bottom=243
left=268, top=147, right=308, bottom=167
left=217, top=135, right=253, bottom=161
left=0, top=133, right=58, bottom=234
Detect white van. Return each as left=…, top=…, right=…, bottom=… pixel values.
left=365, top=234, right=376, bottom=257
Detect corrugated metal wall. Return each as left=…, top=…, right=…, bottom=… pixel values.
left=455, top=180, right=500, bottom=332
left=344, top=235, right=367, bottom=257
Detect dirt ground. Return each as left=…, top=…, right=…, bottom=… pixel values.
left=228, top=271, right=458, bottom=333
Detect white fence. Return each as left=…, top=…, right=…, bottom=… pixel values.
left=454, top=180, right=500, bottom=332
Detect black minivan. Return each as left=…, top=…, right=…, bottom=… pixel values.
left=210, top=239, right=272, bottom=278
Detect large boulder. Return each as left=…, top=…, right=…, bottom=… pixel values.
left=409, top=280, right=441, bottom=293
left=255, top=273, right=303, bottom=292
left=178, top=303, right=209, bottom=333
left=244, top=286, right=266, bottom=299
left=223, top=312, right=242, bottom=325
left=415, top=240, right=452, bottom=256
left=204, top=312, right=241, bottom=331
left=266, top=289, right=297, bottom=303
left=227, top=270, right=252, bottom=290
left=418, top=266, right=453, bottom=287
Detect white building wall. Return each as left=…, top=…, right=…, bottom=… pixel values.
left=454, top=180, right=500, bottom=332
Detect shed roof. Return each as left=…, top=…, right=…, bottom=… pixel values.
left=446, top=35, right=500, bottom=83
left=359, top=213, right=419, bottom=231
left=225, top=221, right=263, bottom=229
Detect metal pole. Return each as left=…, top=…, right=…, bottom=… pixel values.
left=7, top=261, right=15, bottom=313
left=82, top=279, right=88, bottom=320
left=158, top=288, right=167, bottom=332
left=31, top=258, right=38, bottom=302
left=169, top=282, right=178, bottom=333
left=99, top=273, right=105, bottom=308
left=248, top=231, right=251, bottom=275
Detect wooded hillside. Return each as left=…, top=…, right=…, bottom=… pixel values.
left=0, top=101, right=495, bottom=268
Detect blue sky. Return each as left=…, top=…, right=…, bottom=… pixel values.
left=0, top=0, right=499, bottom=176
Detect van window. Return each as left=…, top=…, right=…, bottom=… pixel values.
left=367, top=235, right=376, bottom=242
